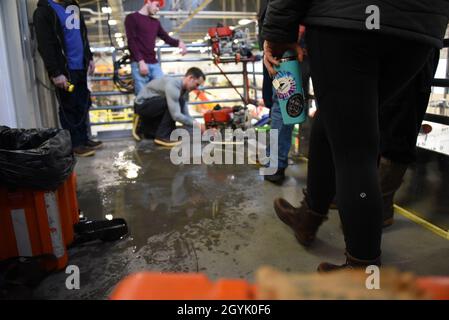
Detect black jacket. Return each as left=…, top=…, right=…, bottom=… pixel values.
left=257, top=0, right=269, bottom=48
left=262, top=0, right=449, bottom=48
left=33, top=0, right=93, bottom=78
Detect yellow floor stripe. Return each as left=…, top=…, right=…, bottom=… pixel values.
left=394, top=205, right=449, bottom=240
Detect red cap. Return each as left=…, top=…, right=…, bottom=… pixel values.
left=144, top=0, right=165, bottom=8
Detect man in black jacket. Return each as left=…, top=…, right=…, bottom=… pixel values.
left=263, top=0, right=449, bottom=271
left=34, top=0, right=102, bottom=157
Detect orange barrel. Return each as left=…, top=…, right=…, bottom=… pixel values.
left=416, top=277, right=449, bottom=300
left=0, top=187, right=68, bottom=271
left=57, top=173, right=80, bottom=246
left=110, top=273, right=255, bottom=300
left=67, top=173, right=80, bottom=225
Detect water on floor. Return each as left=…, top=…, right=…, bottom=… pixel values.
left=34, top=139, right=449, bottom=300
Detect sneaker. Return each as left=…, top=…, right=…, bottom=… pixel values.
left=85, top=139, right=103, bottom=149
left=154, top=137, right=181, bottom=148
left=73, top=146, right=96, bottom=157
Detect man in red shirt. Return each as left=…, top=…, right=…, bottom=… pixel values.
left=125, top=0, right=187, bottom=95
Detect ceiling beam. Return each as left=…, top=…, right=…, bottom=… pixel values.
left=171, top=0, right=213, bottom=34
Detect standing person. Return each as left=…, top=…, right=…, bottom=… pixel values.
left=263, top=0, right=449, bottom=270
left=125, top=0, right=187, bottom=95
left=134, top=67, right=206, bottom=147
left=258, top=0, right=273, bottom=111
left=34, top=0, right=102, bottom=157
left=259, top=0, right=310, bottom=184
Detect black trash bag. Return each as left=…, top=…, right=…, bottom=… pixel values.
left=0, top=126, right=76, bottom=190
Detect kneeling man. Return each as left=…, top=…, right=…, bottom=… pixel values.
left=135, top=67, right=206, bottom=146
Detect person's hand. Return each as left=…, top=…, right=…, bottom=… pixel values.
left=88, top=60, right=95, bottom=76
left=263, top=41, right=304, bottom=77
left=178, top=40, right=187, bottom=56
left=52, top=74, right=69, bottom=90
left=139, top=60, right=149, bottom=76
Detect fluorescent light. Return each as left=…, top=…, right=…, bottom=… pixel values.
left=108, top=20, right=117, bottom=26
left=102, top=6, right=112, bottom=14
left=238, top=19, right=253, bottom=26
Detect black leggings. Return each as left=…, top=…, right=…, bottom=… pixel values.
left=305, top=27, right=432, bottom=260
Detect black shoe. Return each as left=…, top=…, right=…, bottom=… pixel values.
left=86, top=139, right=103, bottom=149
left=264, top=168, right=286, bottom=184
left=73, top=146, right=96, bottom=157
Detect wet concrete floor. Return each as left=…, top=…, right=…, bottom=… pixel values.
left=34, top=139, right=449, bottom=299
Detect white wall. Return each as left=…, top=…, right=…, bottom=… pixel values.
left=0, top=0, right=42, bottom=129
left=0, top=4, right=18, bottom=127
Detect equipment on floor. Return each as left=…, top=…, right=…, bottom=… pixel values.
left=71, top=218, right=128, bottom=247
left=208, top=25, right=252, bottom=60
left=203, top=105, right=250, bottom=130
left=208, top=23, right=260, bottom=107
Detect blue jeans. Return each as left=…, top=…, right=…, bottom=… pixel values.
left=131, top=62, right=164, bottom=95
left=268, top=93, right=294, bottom=169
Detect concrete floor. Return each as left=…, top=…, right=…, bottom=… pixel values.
left=34, top=139, right=449, bottom=300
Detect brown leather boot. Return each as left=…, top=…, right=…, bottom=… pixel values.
left=273, top=190, right=328, bottom=246
left=317, top=252, right=381, bottom=273
left=379, top=157, right=408, bottom=228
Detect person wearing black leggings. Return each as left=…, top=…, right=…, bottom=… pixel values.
left=262, top=0, right=449, bottom=271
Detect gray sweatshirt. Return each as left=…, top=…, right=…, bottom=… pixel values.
left=135, top=77, right=195, bottom=126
